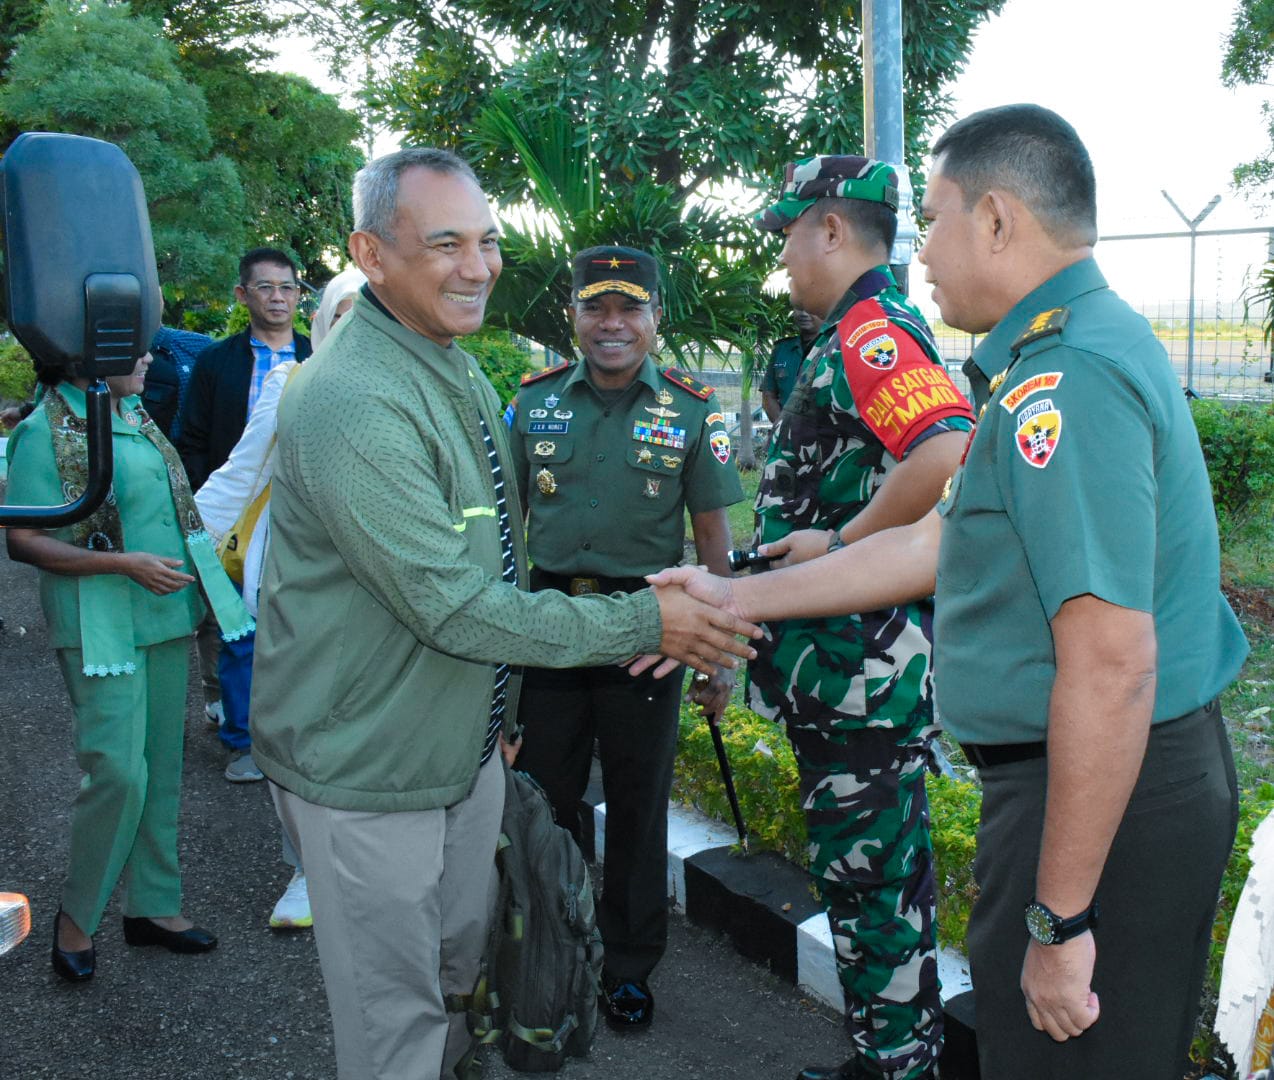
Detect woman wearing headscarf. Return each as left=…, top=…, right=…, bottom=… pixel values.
left=5, top=351, right=254, bottom=981
left=195, top=265, right=366, bottom=930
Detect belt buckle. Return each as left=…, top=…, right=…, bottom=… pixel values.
left=569, top=577, right=600, bottom=596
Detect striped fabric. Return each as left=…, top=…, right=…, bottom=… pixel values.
left=479, top=414, right=517, bottom=765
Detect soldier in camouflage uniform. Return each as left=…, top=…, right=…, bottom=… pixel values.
left=749, top=157, right=974, bottom=1080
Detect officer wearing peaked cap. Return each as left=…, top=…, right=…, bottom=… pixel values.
left=750, top=154, right=974, bottom=1080
left=507, top=245, right=744, bottom=1030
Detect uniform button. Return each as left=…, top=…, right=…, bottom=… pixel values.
left=596, top=454, right=605, bottom=462
left=163, top=518, right=174, bottom=526
left=590, top=498, right=598, bottom=508
left=603, top=410, right=611, bottom=417
left=582, top=542, right=592, bottom=550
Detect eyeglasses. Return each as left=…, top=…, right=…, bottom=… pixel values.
left=245, top=282, right=299, bottom=297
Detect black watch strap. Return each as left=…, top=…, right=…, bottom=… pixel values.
left=1025, top=898, right=1099, bottom=945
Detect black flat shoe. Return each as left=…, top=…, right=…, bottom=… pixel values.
left=122, top=916, right=217, bottom=954
left=601, top=975, right=654, bottom=1030
left=51, top=908, right=94, bottom=982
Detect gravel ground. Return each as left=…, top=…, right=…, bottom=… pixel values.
left=0, top=538, right=848, bottom=1080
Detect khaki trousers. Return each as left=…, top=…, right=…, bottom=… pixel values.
left=271, top=754, right=504, bottom=1080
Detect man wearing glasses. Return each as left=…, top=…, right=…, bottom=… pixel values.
left=178, top=248, right=314, bottom=492
left=177, top=248, right=313, bottom=783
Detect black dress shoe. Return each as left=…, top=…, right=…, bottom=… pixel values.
left=122, top=916, right=217, bottom=953
left=51, top=908, right=95, bottom=982
left=601, top=976, right=654, bottom=1030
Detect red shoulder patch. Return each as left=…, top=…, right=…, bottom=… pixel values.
left=520, top=361, right=573, bottom=386
left=662, top=368, right=713, bottom=400
left=838, top=298, right=973, bottom=459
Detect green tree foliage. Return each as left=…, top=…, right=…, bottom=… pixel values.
left=0, top=0, right=246, bottom=306
left=474, top=92, right=770, bottom=367
left=366, top=0, right=1005, bottom=201
left=187, top=61, right=364, bottom=286
left=1224, top=0, right=1274, bottom=195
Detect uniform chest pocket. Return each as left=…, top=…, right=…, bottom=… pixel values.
left=523, top=437, right=574, bottom=465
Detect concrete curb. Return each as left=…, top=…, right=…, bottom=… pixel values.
left=589, top=796, right=975, bottom=1012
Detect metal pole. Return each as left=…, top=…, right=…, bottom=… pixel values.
left=1162, top=191, right=1220, bottom=394
left=863, top=0, right=911, bottom=292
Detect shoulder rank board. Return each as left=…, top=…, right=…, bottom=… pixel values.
left=1010, top=307, right=1069, bottom=357
left=661, top=367, right=714, bottom=401
left=520, top=360, right=574, bottom=387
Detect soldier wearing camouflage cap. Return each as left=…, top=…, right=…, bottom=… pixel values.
left=748, top=156, right=973, bottom=1080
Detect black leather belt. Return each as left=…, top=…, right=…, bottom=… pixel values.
left=530, top=567, right=647, bottom=597
left=959, top=740, right=1047, bottom=769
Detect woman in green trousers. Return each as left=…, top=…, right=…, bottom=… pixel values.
left=4, top=351, right=253, bottom=981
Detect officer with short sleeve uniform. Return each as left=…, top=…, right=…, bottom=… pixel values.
left=507, top=246, right=744, bottom=1030
left=934, top=260, right=1248, bottom=1078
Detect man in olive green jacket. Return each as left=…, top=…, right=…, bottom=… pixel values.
left=249, top=148, right=756, bottom=1080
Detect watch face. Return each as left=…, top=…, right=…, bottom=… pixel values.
left=1025, top=903, right=1058, bottom=945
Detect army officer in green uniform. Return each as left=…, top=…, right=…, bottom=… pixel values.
left=650, top=106, right=1248, bottom=1080
left=507, top=245, right=743, bottom=1030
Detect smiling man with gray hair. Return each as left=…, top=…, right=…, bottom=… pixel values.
left=247, top=147, right=758, bottom=1080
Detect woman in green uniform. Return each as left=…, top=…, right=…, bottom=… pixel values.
left=5, top=351, right=254, bottom=982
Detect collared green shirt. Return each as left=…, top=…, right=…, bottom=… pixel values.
left=508, top=356, right=744, bottom=577
left=935, top=258, right=1248, bottom=744
left=4, top=383, right=203, bottom=650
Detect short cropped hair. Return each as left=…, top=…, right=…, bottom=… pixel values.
left=808, top=196, right=898, bottom=255
left=353, top=148, right=479, bottom=243
left=239, top=247, right=298, bottom=286
left=931, top=104, right=1097, bottom=247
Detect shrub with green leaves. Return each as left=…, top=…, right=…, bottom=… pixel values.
left=1190, top=398, right=1274, bottom=539
left=462, top=327, right=533, bottom=405
left=673, top=702, right=982, bottom=952
left=0, top=338, right=36, bottom=414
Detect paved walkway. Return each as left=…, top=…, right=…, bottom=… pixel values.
left=0, top=542, right=848, bottom=1080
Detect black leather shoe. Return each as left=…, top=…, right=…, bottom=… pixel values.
left=122, top=916, right=217, bottom=953
left=601, top=976, right=654, bottom=1030
left=51, top=908, right=95, bottom=982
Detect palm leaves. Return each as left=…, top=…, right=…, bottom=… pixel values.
left=469, top=90, right=776, bottom=370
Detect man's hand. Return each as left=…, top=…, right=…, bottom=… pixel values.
left=120, top=553, right=196, bottom=595
left=687, top=664, right=735, bottom=722
left=760, top=529, right=835, bottom=569
left=647, top=582, right=758, bottom=678
left=644, top=565, right=742, bottom=618
left=1021, top=935, right=1100, bottom=1041
left=499, top=732, right=522, bottom=767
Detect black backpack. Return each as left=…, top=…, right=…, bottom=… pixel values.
left=465, top=764, right=604, bottom=1073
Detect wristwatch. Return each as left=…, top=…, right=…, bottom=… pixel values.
left=1024, top=898, right=1099, bottom=945
left=826, top=530, right=846, bottom=553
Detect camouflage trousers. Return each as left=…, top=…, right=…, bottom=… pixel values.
left=788, top=724, right=941, bottom=1080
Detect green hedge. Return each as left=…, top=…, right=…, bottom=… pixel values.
left=0, top=338, right=36, bottom=411
left=672, top=703, right=979, bottom=955
left=674, top=701, right=1274, bottom=1070
left=1190, top=398, right=1274, bottom=540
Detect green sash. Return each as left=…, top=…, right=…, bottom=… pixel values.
left=44, top=386, right=254, bottom=677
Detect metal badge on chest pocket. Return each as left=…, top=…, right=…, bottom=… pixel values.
left=626, top=440, right=684, bottom=504
left=526, top=437, right=574, bottom=497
